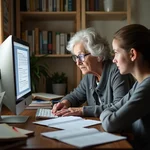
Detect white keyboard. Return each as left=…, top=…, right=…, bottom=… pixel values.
left=36, top=108, right=58, bottom=119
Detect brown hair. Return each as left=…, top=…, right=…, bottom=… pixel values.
left=113, top=24, right=150, bottom=63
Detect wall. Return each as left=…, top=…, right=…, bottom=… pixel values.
left=89, top=0, right=150, bottom=48
left=132, top=0, right=150, bottom=28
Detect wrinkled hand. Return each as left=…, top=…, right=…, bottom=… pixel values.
left=52, top=102, right=68, bottom=114
left=55, top=107, right=83, bottom=117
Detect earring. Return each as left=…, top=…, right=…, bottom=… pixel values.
left=97, top=57, right=101, bottom=62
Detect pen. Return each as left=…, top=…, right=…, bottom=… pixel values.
left=12, top=126, right=18, bottom=132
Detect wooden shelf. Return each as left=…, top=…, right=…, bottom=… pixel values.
left=86, top=11, right=127, bottom=21
left=20, top=12, right=77, bottom=21
left=81, top=0, right=131, bottom=28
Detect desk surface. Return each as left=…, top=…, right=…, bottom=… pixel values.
left=1, top=106, right=132, bottom=149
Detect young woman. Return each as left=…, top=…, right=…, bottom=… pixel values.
left=100, top=24, right=150, bottom=150
left=52, top=28, right=134, bottom=117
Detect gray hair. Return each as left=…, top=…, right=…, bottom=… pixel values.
left=66, top=28, right=111, bottom=60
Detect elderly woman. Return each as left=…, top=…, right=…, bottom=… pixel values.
left=52, top=28, right=134, bottom=117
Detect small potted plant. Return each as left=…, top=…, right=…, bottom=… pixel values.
left=30, top=54, right=50, bottom=92
left=51, top=72, right=67, bottom=95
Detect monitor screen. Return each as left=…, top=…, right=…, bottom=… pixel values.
left=0, top=35, right=32, bottom=123
left=13, top=41, right=31, bottom=102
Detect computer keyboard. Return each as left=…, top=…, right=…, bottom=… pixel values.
left=35, top=108, right=58, bottom=119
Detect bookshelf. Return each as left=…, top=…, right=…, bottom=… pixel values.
left=15, top=0, right=81, bottom=93
left=14, top=0, right=131, bottom=93
left=0, top=0, right=12, bottom=43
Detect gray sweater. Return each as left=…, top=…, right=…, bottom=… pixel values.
left=62, top=60, right=134, bottom=117
left=100, top=77, right=150, bottom=150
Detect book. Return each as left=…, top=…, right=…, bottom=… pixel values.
left=41, top=128, right=127, bottom=148
left=32, top=93, right=63, bottom=101
left=0, top=124, right=34, bottom=149
left=0, top=124, right=27, bottom=142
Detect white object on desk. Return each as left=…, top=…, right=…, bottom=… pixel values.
left=35, top=108, right=58, bottom=119
left=41, top=128, right=126, bottom=148
left=33, top=116, right=101, bottom=129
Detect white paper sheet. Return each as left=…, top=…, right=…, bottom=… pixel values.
left=41, top=128, right=126, bottom=148
left=33, top=116, right=101, bottom=129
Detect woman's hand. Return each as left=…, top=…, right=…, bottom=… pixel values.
left=55, top=107, right=83, bottom=117
left=52, top=100, right=70, bottom=115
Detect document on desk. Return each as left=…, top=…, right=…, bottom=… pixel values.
left=41, top=128, right=127, bottom=148
left=33, top=116, right=101, bottom=129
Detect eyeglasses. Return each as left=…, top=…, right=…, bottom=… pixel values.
left=72, top=53, right=91, bottom=62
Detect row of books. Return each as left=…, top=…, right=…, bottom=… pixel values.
left=20, top=0, right=76, bottom=12
left=86, top=0, right=105, bottom=11
left=21, top=28, right=74, bottom=55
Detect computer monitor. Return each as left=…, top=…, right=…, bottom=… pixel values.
left=0, top=35, right=32, bottom=123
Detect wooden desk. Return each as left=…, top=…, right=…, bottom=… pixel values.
left=2, top=106, right=132, bottom=149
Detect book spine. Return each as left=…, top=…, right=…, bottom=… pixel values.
left=42, top=0, right=47, bottom=11
left=52, top=31, right=56, bottom=54
left=32, top=30, right=35, bottom=55
left=26, top=0, right=30, bottom=11
left=20, top=0, right=27, bottom=11
left=89, top=0, right=94, bottom=11
left=60, top=33, right=65, bottom=54
left=52, top=0, right=57, bottom=11
left=42, top=31, right=48, bottom=54
left=35, top=0, right=40, bottom=11
left=60, top=0, right=64, bottom=11
left=39, top=31, right=43, bottom=54
left=39, top=0, right=43, bottom=11
left=48, top=0, right=53, bottom=11
left=95, top=0, right=100, bottom=11
left=30, top=0, right=35, bottom=11
left=57, top=0, right=60, bottom=11
left=48, top=31, right=53, bottom=54
left=56, top=32, right=60, bottom=54
left=68, top=0, right=73, bottom=11
left=35, top=28, right=39, bottom=55
left=27, top=30, right=33, bottom=55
